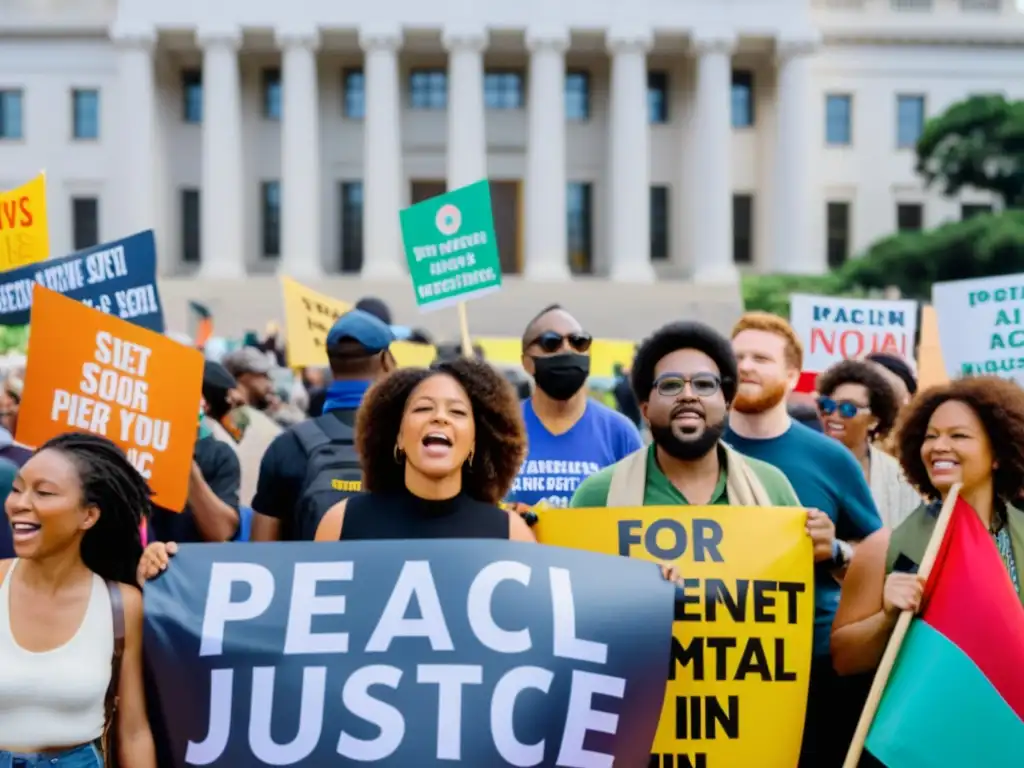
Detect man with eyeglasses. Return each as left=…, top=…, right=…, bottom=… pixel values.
left=570, top=320, right=798, bottom=509
left=507, top=304, right=643, bottom=510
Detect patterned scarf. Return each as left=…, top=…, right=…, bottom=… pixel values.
left=993, top=522, right=1020, bottom=593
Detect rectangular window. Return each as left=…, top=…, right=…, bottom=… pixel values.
left=343, top=68, right=365, bottom=119
left=962, top=203, right=994, bottom=220
left=263, top=69, right=281, bottom=120
left=340, top=181, right=364, bottom=273
left=0, top=89, right=24, bottom=139
left=71, top=197, right=99, bottom=251
left=565, top=70, right=590, bottom=121
left=484, top=70, right=525, bottom=110
left=733, top=194, right=754, bottom=264
left=650, top=186, right=669, bottom=260
left=731, top=70, right=754, bottom=128
left=261, top=182, right=281, bottom=257
left=897, top=94, right=925, bottom=148
left=567, top=182, right=593, bottom=275
left=648, top=71, right=669, bottom=124
left=410, top=69, right=447, bottom=109
left=897, top=203, right=924, bottom=232
left=825, top=94, right=852, bottom=146
left=182, top=70, right=202, bottom=123
left=72, top=89, right=100, bottom=140
left=181, top=188, right=200, bottom=264
left=827, top=202, right=851, bottom=269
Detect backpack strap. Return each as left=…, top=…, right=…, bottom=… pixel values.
left=101, top=580, right=126, bottom=766
left=292, top=417, right=332, bottom=456
left=314, top=413, right=356, bottom=443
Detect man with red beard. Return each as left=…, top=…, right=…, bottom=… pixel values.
left=722, top=312, right=881, bottom=768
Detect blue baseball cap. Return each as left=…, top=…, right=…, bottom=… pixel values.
left=326, top=309, right=395, bottom=354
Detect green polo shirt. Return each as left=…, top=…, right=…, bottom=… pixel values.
left=570, top=444, right=801, bottom=508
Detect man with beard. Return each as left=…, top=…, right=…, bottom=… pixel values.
left=570, top=321, right=798, bottom=508
left=508, top=305, right=643, bottom=509
left=722, top=311, right=881, bottom=768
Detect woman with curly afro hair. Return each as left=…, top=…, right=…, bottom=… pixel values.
left=315, top=357, right=536, bottom=542
left=815, top=359, right=920, bottom=528
left=831, top=376, right=1024, bottom=677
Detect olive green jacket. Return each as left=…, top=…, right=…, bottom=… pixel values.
left=886, top=501, right=1024, bottom=605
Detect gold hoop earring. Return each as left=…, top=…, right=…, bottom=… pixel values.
left=394, top=445, right=404, bottom=464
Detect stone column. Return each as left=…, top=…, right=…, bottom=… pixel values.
left=359, top=27, right=406, bottom=279
left=691, top=33, right=739, bottom=284
left=606, top=31, right=655, bottom=283
left=277, top=27, right=322, bottom=279
left=443, top=27, right=488, bottom=191
left=773, top=36, right=821, bottom=274
left=524, top=28, right=570, bottom=281
left=112, top=28, right=160, bottom=258
left=197, top=27, right=245, bottom=278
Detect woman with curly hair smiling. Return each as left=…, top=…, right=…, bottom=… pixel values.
left=315, top=357, right=536, bottom=542
left=815, top=359, right=920, bottom=528
left=831, top=376, right=1024, bottom=676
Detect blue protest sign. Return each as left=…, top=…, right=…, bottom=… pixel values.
left=144, top=540, right=674, bottom=767
left=0, top=230, right=164, bottom=332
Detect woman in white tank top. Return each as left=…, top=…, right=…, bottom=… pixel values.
left=0, top=433, right=157, bottom=768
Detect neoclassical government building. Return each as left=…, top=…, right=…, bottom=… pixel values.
left=0, top=0, right=1021, bottom=335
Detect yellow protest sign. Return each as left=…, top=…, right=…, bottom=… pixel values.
left=0, top=172, right=50, bottom=271
left=280, top=277, right=352, bottom=368
left=917, top=305, right=947, bottom=390
left=536, top=506, right=814, bottom=768
left=391, top=341, right=436, bottom=368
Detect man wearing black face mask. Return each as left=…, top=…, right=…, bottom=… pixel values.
left=508, top=304, right=643, bottom=510
left=571, top=321, right=799, bottom=509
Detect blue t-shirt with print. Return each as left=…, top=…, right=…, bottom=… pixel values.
left=510, top=399, right=643, bottom=508
left=723, top=420, right=883, bottom=658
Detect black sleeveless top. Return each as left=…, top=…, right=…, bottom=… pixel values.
left=340, top=486, right=510, bottom=541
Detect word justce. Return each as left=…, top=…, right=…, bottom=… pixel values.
left=186, top=558, right=626, bottom=766
left=50, top=330, right=168, bottom=477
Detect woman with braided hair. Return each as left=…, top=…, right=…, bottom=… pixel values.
left=0, top=432, right=157, bottom=767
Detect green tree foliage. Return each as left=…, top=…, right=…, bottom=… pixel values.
left=839, top=211, right=1024, bottom=299
left=744, top=94, right=1024, bottom=313
left=916, top=95, right=1024, bottom=208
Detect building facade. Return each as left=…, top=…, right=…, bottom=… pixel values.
left=0, top=0, right=1022, bottom=288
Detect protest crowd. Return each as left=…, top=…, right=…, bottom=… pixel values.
left=0, top=187, right=1021, bottom=768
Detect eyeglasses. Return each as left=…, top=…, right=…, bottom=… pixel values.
left=528, top=331, right=593, bottom=354
left=653, top=372, right=722, bottom=398
left=817, top=397, right=869, bottom=419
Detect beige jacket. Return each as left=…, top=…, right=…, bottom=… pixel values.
left=868, top=443, right=922, bottom=529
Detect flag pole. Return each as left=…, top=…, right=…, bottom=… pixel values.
left=457, top=301, right=473, bottom=358
left=842, top=482, right=962, bottom=768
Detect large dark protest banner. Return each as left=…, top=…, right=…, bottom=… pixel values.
left=144, top=540, right=675, bottom=767
left=0, top=229, right=164, bottom=332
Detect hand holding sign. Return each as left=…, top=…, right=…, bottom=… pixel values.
left=17, top=287, right=203, bottom=510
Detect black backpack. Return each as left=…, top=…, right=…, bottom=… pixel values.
left=291, top=414, right=363, bottom=541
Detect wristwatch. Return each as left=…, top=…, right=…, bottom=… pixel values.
left=831, top=539, right=853, bottom=568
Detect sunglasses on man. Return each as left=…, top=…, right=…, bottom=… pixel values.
left=527, top=331, right=594, bottom=354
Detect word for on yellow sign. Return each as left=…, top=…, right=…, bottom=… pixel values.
left=0, top=172, right=50, bottom=271
left=536, top=505, right=814, bottom=768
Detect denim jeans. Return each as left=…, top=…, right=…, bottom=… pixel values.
left=0, top=743, right=102, bottom=768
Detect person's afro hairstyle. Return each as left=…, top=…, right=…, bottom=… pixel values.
left=816, top=359, right=900, bottom=439
left=356, top=357, right=527, bottom=504
left=631, top=321, right=738, bottom=403
left=894, top=375, right=1024, bottom=502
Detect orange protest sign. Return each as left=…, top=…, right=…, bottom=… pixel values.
left=16, top=286, right=204, bottom=510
